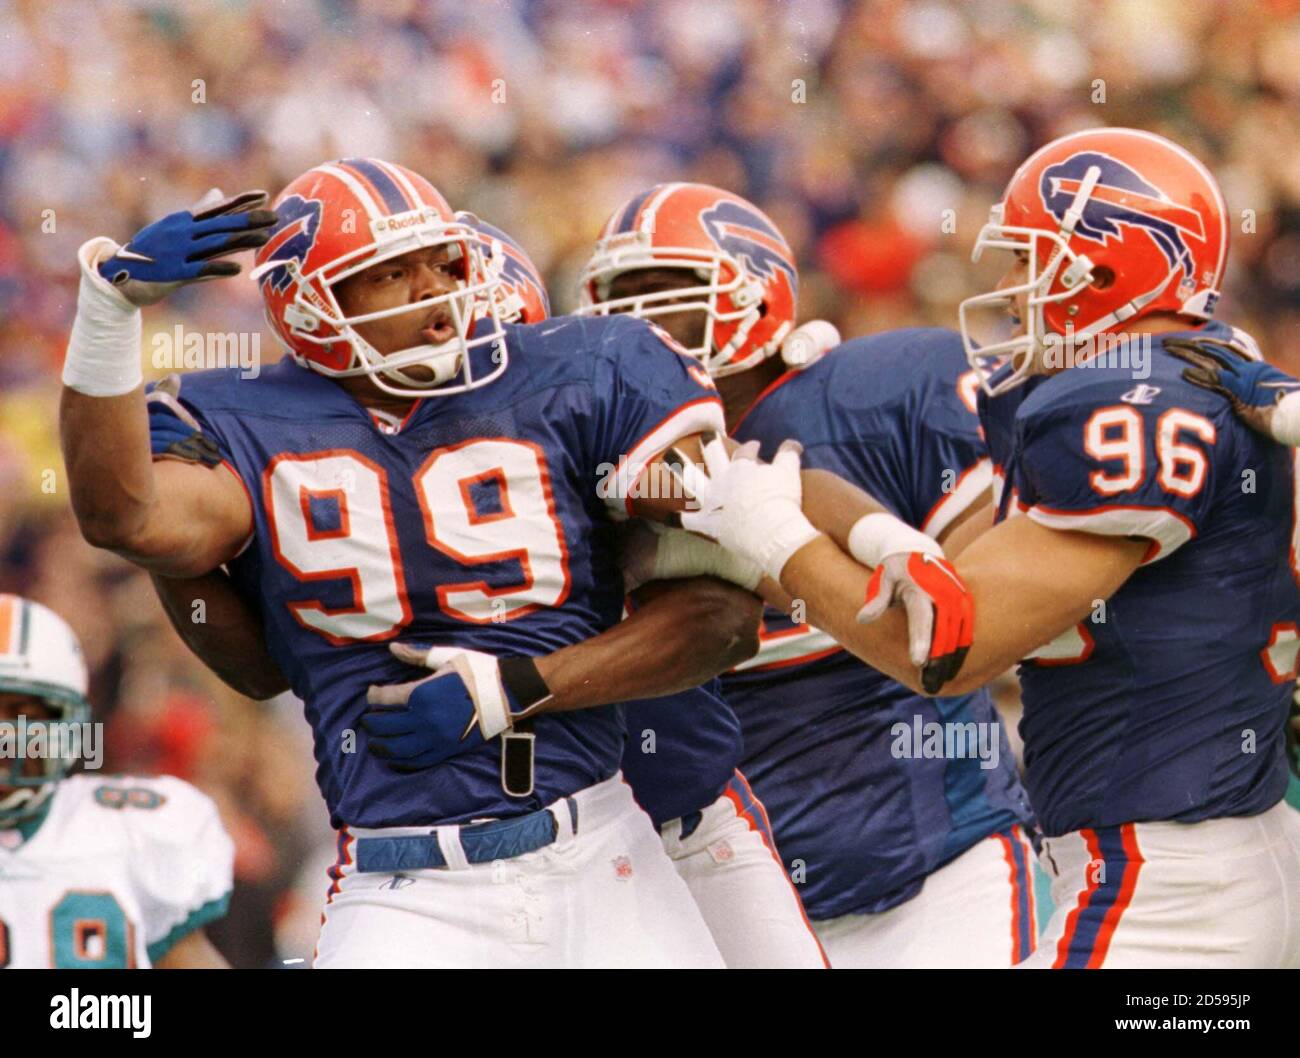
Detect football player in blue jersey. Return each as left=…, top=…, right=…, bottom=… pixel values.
left=1160, top=328, right=1300, bottom=815
left=578, top=181, right=1038, bottom=968
left=58, top=160, right=965, bottom=967
left=143, top=211, right=828, bottom=968
left=683, top=130, right=1300, bottom=968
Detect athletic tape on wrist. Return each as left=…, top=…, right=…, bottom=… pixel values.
left=847, top=512, right=941, bottom=569
left=758, top=510, right=822, bottom=582
left=653, top=529, right=763, bottom=591
left=62, top=238, right=144, bottom=397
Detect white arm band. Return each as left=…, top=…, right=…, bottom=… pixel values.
left=62, top=237, right=144, bottom=397
left=1272, top=391, right=1300, bottom=447
left=846, top=512, right=942, bottom=569
left=654, top=527, right=764, bottom=592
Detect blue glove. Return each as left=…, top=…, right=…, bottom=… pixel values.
left=361, top=670, right=489, bottom=771
left=99, top=189, right=277, bottom=306
left=1165, top=337, right=1300, bottom=410
left=360, top=644, right=549, bottom=772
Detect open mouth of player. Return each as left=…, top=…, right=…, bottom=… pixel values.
left=420, top=309, right=458, bottom=345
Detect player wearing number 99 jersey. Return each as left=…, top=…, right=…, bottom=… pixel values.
left=152, top=312, right=737, bottom=968
left=158, top=312, right=725, bottom=828
left=60, top=159, right=742, bottom=968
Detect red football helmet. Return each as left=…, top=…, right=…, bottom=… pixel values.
left=455, top=211, right=550, bottom=324
left=577, top=182, right=798, bottom=377
left=250, top=158, right=509, bottom=398
left=959, top=127, right=1228, bottom=395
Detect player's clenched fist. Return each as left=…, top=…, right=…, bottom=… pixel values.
left=678, top=434, right=822, bottom=581
left=99, top=188, right=277, bottom=306
left=361, top=644, right=552, bottom=771
left=856, top=547, right=973, bottom=695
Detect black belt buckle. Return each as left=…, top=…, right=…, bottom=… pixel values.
left=501, top=718, right=535, bottom=798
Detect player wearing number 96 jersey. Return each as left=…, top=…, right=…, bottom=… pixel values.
left=687, top=129, right=1300, bottom=967
left=962, top=129, right=1300, bottom=968
left=0, top=596, right=233, bottom=969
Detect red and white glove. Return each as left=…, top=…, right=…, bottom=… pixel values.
left=850, top=513, right=974, bottom=694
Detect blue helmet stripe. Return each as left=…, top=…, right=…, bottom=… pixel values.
left=614, top=187, right=657, bottom=233
left=341, top=158, right=410, bottom=214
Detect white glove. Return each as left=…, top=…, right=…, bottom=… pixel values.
left=368, top=643, right=544, bottom=741
left=679, top=435, right=821, bottom=581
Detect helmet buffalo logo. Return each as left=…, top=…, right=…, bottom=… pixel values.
left=1040, top=152, right=1205, bottom=277
left=259, top=195, right=323, bottom=294
left=699, top=201, right=797, bottom=290
left=477, top=220, right=550, bottom=316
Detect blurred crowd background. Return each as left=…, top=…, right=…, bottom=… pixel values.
left=3, top=0, right=1300, bottom=966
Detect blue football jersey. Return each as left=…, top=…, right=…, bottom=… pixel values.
left=148, top=315, right=723, bottom=829
left=619, top=681, right=743, bottom=829
left=977, top=320, right=1300, bottom=837
left=723, top=328, right=1034, bottom=918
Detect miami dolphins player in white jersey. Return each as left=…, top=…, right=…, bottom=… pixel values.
left=0, top=595, right=233, bottom=968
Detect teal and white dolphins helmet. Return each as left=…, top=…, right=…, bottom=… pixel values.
left=0, top=596, right=91, bottom=825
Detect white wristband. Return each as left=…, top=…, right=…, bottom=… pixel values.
left=653, top=527, right=763, bottom=591
left=847, top=512, right=941, bottom=569
left=62, top=237, right=143, bottom=397
left=1273, top=391, right=1300, bottom=447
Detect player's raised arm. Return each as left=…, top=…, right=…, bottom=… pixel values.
left=59, top=191, right=274, bottom=576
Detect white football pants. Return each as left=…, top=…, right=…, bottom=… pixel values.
left=812, top=825, right=1038, bottom=968
left=659, top=771, right=827, bottom=968
left=314, top=773, right=725, bottom=968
